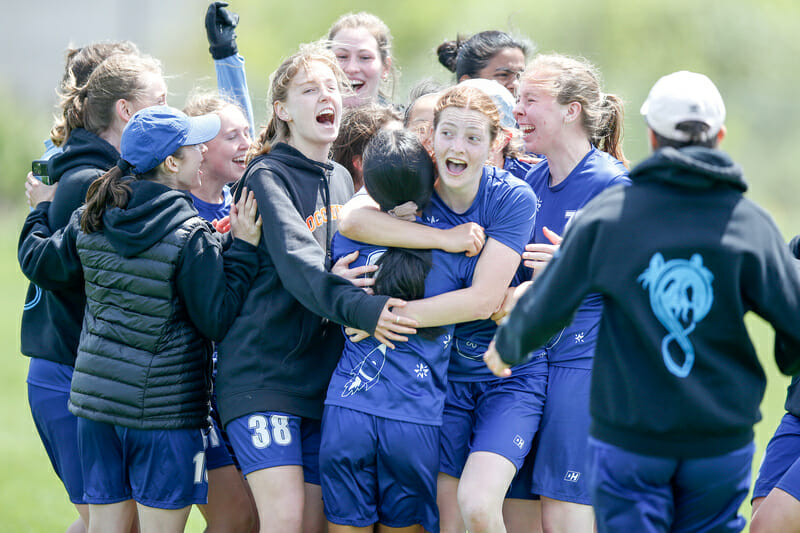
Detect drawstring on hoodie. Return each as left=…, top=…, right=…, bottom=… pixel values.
left=322, top=168, right=333, bottom=271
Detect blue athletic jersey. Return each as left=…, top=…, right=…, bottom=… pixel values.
left=422, top=166, right=538, bottom=381
left=522, top=148, right=629, bottom=368
left=503, top=157, right=536, bottom=181
left=325, top=232, right=475, bottom=425
left=189, top=185, right=232, bottom=223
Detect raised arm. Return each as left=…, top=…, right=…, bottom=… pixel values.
left=206, top=1, right=255, bottom=137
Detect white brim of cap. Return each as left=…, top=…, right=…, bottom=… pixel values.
left=184, top=113, right=222, bottom=146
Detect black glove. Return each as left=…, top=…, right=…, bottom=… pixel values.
left=205, top=2, right=239, bottom=60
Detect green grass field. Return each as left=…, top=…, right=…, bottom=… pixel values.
left=0, top=205, right=790, bottom=532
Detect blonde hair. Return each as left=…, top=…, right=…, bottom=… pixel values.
left=522, top=53, right=628, bottom=167
left=61, top=53, right=162, bottom=143
left=433, top=85, right=502, bottom=145
left=327, top=12, right=396, bottom=102
left=247, top=42, right=348, bottom=162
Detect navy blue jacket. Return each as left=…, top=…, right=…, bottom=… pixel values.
left=19, top=128, right=117, bottom=365
left=495, top=146, right=800, bottom=458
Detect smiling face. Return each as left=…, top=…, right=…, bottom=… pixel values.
left=277, top=60, right=343, bottom=162
left=514, top=75, right=565, bottom=156
left=473, top=46, right=526, bottom=96
left=201, top=105, right=251, bottom=185
left=172, top=144, right=207, bottom=190
left=331, top=26, right=389, bottom=108
left=433, top=106, right=493, bottom=200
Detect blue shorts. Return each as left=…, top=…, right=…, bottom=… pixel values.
left=226, top=412, right=321, bottom=484
left=78, top=417, right=207, bottom=509
left=205, top=416, right=235, bottom=471
left=506, top=450, right=539, bottom=501
left=532, top=365, right=592, bottom=504
left=319, top=406, right=439, bottom=532
left=27, top=383, right=86, bottom=504
left=753, top=413, right=800, bottom=500
left=587, top=437, right=753, bottom=533
left=439, top=368, right=547, bottom=478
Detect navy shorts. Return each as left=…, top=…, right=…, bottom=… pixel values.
left=204, top=416, right=235, bottom=471
left=531, top=365, right=592, bottom=504
left=226, top=412, right=321, bottom=484
left=78, top=417, right=207, bottom=509
left=27, top=383, right=85, bottom=504
left=319, top=406, right=439, bottom=532
left=506, top=450, right=539, bottom=500
left=753, top=413, right=800, bottom=501
left=439, top=367, right=547, bottom=478
left=587, top=437, right=753, bottom=533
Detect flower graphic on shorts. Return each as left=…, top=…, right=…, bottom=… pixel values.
left=415, top=363, right=430, bottom=379
left=574, top=332, right=585, bottom=343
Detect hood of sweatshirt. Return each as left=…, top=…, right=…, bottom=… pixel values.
left=49, top=128, right=119, bottom=180
left=102, top=179, right=202, bottom=257
left=630, top=146, right=747, bottom=192
left=249, top=141, right=332, bottom=180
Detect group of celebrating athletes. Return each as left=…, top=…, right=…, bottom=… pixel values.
left=17, top=2, right=800, bottom=533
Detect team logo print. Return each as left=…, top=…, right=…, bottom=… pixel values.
left=366, top=249, right=385, bottom=267
left=342, top=344, right=387, bottom=397
left=415, top=363, right=430, bottom=379
left=564, top=470, right=581, bottom=482
left=23, top=285, right=42, bottom=310
left=425, top=215, right=440, bottom=225
left=638, top=253, right=714, bottom=378
left=574, top=332, right=585, bottom=343
left=513, top=435, right=525, bottom=449
left=453, top=339, right=484, bottom=361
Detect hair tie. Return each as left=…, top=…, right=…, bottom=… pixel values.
left=116, top=159, right=133, bottom=173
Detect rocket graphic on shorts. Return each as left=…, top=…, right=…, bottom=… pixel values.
left=341, top=344, right=387, bottom=397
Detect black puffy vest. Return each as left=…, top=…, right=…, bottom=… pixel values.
left=69, top=217, right=212, bottom=430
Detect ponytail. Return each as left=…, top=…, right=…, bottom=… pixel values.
left=373, top=247, right=445, bottom=341
left=81, top=163, right=132, bottom=233
left=245, top=120, right=278, bottom=163
left=50, top=41, right=142, bottom=146
left=61, top=83, right=89, bottom=144
left=374, top=248, right=431, bottom=301
left=524, top=54, right=629, bottom=168
left=595, top=93, right=628, bottom=167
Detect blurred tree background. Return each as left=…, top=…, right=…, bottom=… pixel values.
left=2, top=0, right=799, bottom=232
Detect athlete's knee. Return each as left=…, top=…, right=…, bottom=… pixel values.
left=457, top=489, right=502, bottom=533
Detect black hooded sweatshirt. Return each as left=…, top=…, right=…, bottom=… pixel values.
left=495, top=146, right=800, bottom=458
left=215, top=142, right=390, bottom=425
left=19, top=128, right=118, bottom=365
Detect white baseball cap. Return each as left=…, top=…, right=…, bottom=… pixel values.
left=640, top=71, right=725, bottom=142
left=458, top=78, right=517, bottom=129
